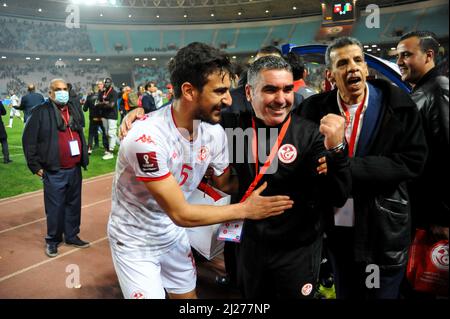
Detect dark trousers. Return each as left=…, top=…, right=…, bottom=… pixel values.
left=327, top=227, right=405, bottom=299
left=237, top=235, right=322, bottom=299
left=43, top=166, right=82, bottom=244
left=88, top=119, right=108, bottom=150
left=1, top=138, right=10, bottom=162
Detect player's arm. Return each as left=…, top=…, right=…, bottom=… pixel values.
left=143, top=175, right=292, bottom=227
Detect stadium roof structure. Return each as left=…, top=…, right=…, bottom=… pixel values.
left=0, top=0, right=429, bottom=25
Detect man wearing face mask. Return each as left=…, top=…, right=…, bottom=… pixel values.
left=23, top=79, right=90, bottom=258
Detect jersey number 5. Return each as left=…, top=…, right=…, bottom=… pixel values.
left=179, top=164, right=192, bottom=186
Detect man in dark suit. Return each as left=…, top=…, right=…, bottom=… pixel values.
left=0, top=100, right=12, bottom=163
left=18, top=84, right=45, bottom=123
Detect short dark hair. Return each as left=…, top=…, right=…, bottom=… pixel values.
left=144, top=81, right=153, bottom=90
left=400, top=31, right=440, bottom=61
left=168, top=42, right=234, bottom=99
left=257, top=45, right=282, bottom=57
left=247, top=55, right=292, bottom=88
left=325, top=36, right=364, bottom=68
left=285, top=51, right=306, bottom=81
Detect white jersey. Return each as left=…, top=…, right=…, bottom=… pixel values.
left=152, top=90, right=164, bottom=109
left=108, top=105, right=229, bottom=256
left=10, top=94, right=20, bottom=107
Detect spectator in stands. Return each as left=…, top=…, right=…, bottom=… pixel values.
left=141, top=81, right=156, bottom=113
left=97, top=77, right=118, bottom=160
left=18, top=84, right=45, bottom=123
left=6, top=90, right=23, bottom=128
left=22, top=78, right=90, bottom=258
left=396, top=31, right=449, bottom=290
left=83, top=83, right=108, bottom=155
left=285, top=51, right=316, bottom=101
left=297, top=36, right=428, bottom=299
left=0, top=100, right=12, bottom=163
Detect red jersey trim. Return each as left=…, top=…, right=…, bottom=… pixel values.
left=136, top=172, right=171, bottom=182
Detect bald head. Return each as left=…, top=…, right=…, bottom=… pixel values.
left=28, top=84, right=36, bottom=92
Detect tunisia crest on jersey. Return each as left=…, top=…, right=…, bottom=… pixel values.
left=278, top=144, right=297, bottom=164
left=198, top=146, right=209, bottom=162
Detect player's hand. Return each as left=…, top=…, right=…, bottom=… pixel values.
left=317, top=156, right=327, bottom=175
left=242, top=182, right=293, bottom=220
left=319, top=114, right=345, bottom=150
left=36, top=169, right=44, bottom=177
left=119, top=107, right=145, bottom=139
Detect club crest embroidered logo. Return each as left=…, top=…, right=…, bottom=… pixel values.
left=136, top=152, right=159, bottom=173
left=278, top=144, right=297, bottom=164
left=301, top=283, right=313, bottom=296
left=431, top=243, right=449, bottom=270
left=131, top=291, right=145, bottom=299
left=198, top=146, right=209, bottom=162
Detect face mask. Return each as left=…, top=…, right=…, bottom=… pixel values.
left=54, top=90, right=69, bottom=105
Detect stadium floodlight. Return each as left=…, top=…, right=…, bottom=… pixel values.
left=1, top=56, right=6, bottom=59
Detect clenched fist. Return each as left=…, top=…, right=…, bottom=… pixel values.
left=319, top=114, right=345, bottom=150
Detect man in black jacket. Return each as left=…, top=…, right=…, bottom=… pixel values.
left=229, top=56, right=351, bottom=298
left=98, top=77, right=118, bottom=160
left=296, top=37, right=428, bottom=299
left=83, top=83, right=108, bottom=154
left=23, top=79, right=90, bottom=258
left=141, top=81, right=157, bottom=113
left=18, top=84, right=44, bottom=123
left=0, top=100, right=12, bottom=163
left=396, top=31, right=449, bottom=243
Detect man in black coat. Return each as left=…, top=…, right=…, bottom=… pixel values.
left=18, top=84, right=45, bottom=123
left=396, top=31, right=449, bottom=242
left=97, top=77, right=118, bottom=160
left=296, top=36, right=428, bottom=299
left=23, top=79, right=90, bottom=258
left=0, top=100, right=12, bottom=163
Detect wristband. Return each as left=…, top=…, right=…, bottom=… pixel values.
left=329, top=141, right=346, bottom=154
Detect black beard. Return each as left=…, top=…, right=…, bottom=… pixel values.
left=195, top=103, right=224, bottom=124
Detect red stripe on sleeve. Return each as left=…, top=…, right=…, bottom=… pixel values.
left=136, top=172, right=171, bottom=182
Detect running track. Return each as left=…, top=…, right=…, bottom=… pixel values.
left=0, top=173, right=239, bottom=299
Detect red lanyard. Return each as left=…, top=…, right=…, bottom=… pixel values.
left=103, top=87, right=112, bottom=99
left=240, top=115, right=291, bottom=203
left=340, top=92, right=366, bottom=157
left=60, top=107, right=74, bottom=140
